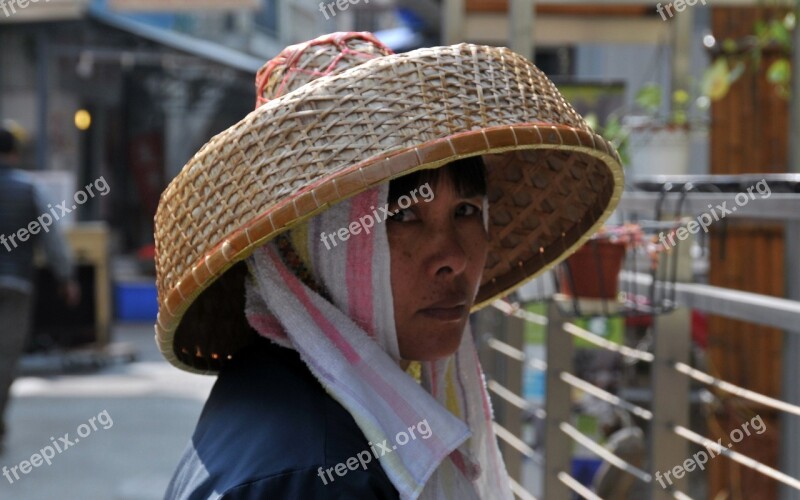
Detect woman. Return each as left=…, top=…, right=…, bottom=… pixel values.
left=155, top=32, right=623, bottom=499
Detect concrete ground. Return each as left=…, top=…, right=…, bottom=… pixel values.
left=0, top=323, right=215, bottom=500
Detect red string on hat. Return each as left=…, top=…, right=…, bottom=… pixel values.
left=254, top=31, right=394, bottom=109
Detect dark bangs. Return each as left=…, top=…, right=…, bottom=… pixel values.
left=388, top=155, right=487, bottom=203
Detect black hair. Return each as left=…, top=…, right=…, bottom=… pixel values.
left=0, top=128, right=16, bottom=155
left=388, top=155, right=487, bottom=203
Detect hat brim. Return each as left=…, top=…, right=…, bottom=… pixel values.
left=154, top=44, right=624, bottom=374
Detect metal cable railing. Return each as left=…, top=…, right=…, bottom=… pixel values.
left=493, top=421, right=544, bottom=465
left=509, top=476, right=539, bottom=500
left=485, top=300, right=660, bottom=498
left=559, top=422, right=652, bottom=483
left=559, top=372, right=653, bottom=421
left=488, top=379, right=547, bottom=420
left=557, top=471, right=602, bottom=500
left=483, top=285, right=800, bottom=499
left=561, top=321, right=654, bottom=362
left=486, top=336, right=547, bottom=371
left=673, top=425, right=800, bottom=491
left=671, top=490, right=695, bottom=500
left=492, top=299, right=548, bottom=325
left=673, top=361, right=800, bottom=417
left=478, top=186, right=800, bottom=499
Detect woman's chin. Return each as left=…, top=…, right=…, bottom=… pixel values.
left=399, top=325, right=464, bottom=361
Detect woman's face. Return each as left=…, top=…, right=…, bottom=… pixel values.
left=387, top=175, right=489, bottom=362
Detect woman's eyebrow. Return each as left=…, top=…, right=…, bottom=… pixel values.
left=458, top=194, right=487, bottom=202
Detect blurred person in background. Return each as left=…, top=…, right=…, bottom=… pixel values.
left=0, top=122, right=79, bottom=453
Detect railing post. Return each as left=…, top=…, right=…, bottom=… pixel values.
left=544, top=301, right=573, bottom=499
left=650, top=308, right=691, bottom=499
left=442, top=0, right=464, bottom=45
left=509, top=0, right=535, bottom=58
left=475, top=306, right=526, bottom=486
left=780, top=229, right=800, bottom=500
left=781, top=1, right=800, bottom=495
left=504, top=312, right=525, bottom=482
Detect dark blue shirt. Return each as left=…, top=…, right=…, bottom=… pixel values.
left=165, top=337, right=400, bottom=499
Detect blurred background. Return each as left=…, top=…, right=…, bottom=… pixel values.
left=1, top=0, right=800, bottom=499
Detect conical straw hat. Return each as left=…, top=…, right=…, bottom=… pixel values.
left=154, top=32, right=624, bottom=373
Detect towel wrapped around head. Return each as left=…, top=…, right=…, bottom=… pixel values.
left=244, top=181, right=513, bottom=500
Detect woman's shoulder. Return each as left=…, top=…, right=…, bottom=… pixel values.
left=219, top=465, right=399, bottom=499
left=194, top=337, right=335, bottom=461
left=165, top=337, right=398, bottom=499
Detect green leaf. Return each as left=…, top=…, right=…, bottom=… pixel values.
left=672, top=110, right=688, bottom=127
left=672, top=89, right=690, bottom=105
left=769, top=21, right=791, bottom=47
left=767, top=59, right=791, bottom=85
left=722, top=38, right=738, bottom=54
left=602, top=115, right=623, bottom=141
left=754, top=20, right=768, bottom=39
left=701, top=59, right=732, bottom=100
left=635, top=83, right=662, bottom=114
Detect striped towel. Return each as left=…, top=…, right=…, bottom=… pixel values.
left=244, top=183, right=513, bottom=500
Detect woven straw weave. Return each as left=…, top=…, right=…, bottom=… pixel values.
left=256, top=32, right=393, bottom=106
left=154, top=41, right=623, bottom=373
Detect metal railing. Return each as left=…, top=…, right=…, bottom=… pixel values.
left=478, top=185, right=800, bottom=500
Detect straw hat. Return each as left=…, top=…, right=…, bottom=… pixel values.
left=154, top=32, right=624, bottom=374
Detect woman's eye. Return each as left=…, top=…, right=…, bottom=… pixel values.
left=388, top=208, right=416, bottom=222
left=456, top=203, right=482, bottom=217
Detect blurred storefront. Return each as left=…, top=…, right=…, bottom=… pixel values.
left=0, top=1, right=265, bottom=252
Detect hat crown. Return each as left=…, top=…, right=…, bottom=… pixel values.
left=255, top=32, right=394, bottom=108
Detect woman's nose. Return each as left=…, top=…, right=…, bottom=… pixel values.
left=423, top=222, right=468, bottom=278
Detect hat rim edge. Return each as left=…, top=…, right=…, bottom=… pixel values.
left=155, top=123, right=623, bottom=374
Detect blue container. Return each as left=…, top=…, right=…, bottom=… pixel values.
left=571, top=457, right=602, bottom=487
left=114, top=281, right=158, bottom=321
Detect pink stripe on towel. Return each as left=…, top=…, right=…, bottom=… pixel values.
left=347, top=190, right=378, bottom=336
left=268, top=247, right=362, bottom=364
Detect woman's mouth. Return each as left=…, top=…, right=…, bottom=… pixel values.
left=419, top=305, right=466, bottom=321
